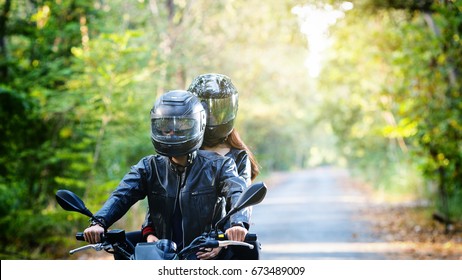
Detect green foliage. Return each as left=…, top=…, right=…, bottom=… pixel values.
left=0, top=208, right=87, bottom=259
left=319, top=0, right=462, bottom=220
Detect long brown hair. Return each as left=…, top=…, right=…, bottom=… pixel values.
left=226, top=129, right=260, bottom=181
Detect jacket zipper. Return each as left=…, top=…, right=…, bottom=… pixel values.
left=173, top=167, right=187, bottom=248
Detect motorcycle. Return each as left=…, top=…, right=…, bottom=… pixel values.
left=55, top=181, right=267, bottom=260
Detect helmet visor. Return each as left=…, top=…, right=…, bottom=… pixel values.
left=202, top=95, right=237, bottom=126
left=151, top=114, right=202, bottom=143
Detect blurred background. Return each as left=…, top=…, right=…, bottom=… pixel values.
left=1, top=0, right=461, bottom=259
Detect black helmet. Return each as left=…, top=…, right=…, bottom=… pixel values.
left=150, top=90, right=206, bottom=157
left=187, top=73, right=238, bottom=146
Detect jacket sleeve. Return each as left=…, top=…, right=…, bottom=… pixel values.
left=141, top=208, right=156, bottom=239
left=233, top=150, right=252, bottom=186
left=93, top=156, right=151, bottom=227
left=219, top=157, right=251, bottom=229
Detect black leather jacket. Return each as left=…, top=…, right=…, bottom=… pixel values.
left=93, top=150, right=249, bottom=247
left=226, top=148, right=252, bottom=186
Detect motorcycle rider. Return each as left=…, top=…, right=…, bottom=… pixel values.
left=142, top=73, right=261, bottom=259
left=188, top=73, right=260, bottom=183
left=83, top=90, right=249, bottom=260
left=191, top=73, right=261, bottom=259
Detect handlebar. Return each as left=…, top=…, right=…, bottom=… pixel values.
left=76, top=232, right=257, bottom=243
left=76, top=232, right=85, bottom=241
left=223, top=233, right=257, bottom=242
left=73, top=230, right=257, bottom=259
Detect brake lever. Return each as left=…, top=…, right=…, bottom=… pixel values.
left=218, top=240, right=254, bottom=249
left=69, top=243, right=106, bottom=254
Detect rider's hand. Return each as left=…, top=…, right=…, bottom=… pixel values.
left=196, top=247, right=222, bottom=260
left=196, top=226, right=247, bottom=260
left=83, top=224, right=104, bottom=244
left=225, top=225, right=248, bottom=242
left=146, top=234, right=159, bottom=243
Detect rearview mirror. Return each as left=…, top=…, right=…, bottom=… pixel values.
left=215, top=181, right=267, bottom=230
left=56, top=189, right=94, bottom=218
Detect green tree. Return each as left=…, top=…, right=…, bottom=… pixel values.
left=0, top=0, right=102, bottom=258
left=319, top=0, right=462, bottom=225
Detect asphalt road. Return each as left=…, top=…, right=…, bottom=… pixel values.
left=250, top=167, right=388, bottom=260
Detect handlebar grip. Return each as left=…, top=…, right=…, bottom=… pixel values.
left=244, top=233, right=257, bottom=242
left=76, top=232, right=85, bottom=241
left=223, top=233, right=257, bottom=242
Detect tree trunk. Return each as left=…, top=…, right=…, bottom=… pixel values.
left=0, top=0, right=11, bottom=82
